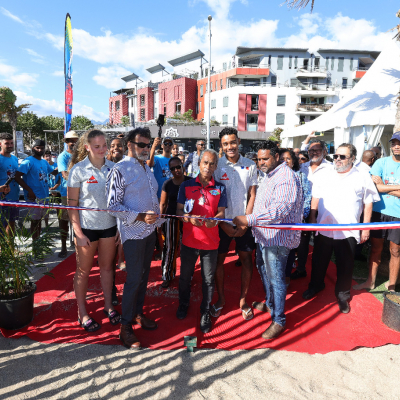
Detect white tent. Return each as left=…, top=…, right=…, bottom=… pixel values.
left=281, top=40, right=400, bottom=159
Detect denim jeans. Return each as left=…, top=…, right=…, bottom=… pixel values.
left=179, top=244, right=218, bottom=314
left=258, top=244, right=291, bottom=327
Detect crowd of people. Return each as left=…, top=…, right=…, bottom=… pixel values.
left=0, top=126, right=399, bottom=349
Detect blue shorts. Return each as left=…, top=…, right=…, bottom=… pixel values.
left=1, top=205, right=19, bottom=225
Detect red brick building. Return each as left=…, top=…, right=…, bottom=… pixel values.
left=137, top=86, right=155, bottom=122
left=109, top=92, right=129, bottom=125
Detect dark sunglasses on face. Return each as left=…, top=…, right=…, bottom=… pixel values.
left=333, top=154, right=350, bottom=160
left=170, top=165, right=182, bottom=171
left=163, top=142, right=173, bottom=146
left=131, top=141, right=151, bottom=149
left=197, top=143, right=205, bottom=147
left=299, top=157, right=307, bottom=161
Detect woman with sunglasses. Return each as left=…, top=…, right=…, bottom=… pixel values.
left=279, top=149, right=312, bottom=286
left=159, top=156, right=191, bottom=288
left=298, top=151, right=309, bottom=164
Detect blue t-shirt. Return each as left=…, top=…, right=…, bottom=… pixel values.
left=153, top=155, right=172, bottom=198
left=57, top=150, right=72, bottom=197
left=0, top=154, right=19, bottom=202
left=18, top=156, right=55, bottom=201
left=47, top=162, right=61, bottom=190
left=370, top=156, right=400, bottom=218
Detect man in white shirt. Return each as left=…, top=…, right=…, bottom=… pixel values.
left=290, top=139, right=333, bottom=280
left=302, top=143, right=380, bottom=313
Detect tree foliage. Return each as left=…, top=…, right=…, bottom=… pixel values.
left=120, top=115, right=130, bottom=126
left=270, top=127, right=283, bottom=143
left=71, top=115, right=93, bottom=131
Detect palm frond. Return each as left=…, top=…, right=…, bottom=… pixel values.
left=283, top=0, right=315, bottom=12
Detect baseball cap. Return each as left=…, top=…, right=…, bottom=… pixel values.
left=162, top=137, right=174, bottom=145
left=389, top=132, right=400, bottom=142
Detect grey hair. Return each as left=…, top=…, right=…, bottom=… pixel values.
left=338, top=143, right=357, bottom=158
left=199, top=148, right=219, bottom=167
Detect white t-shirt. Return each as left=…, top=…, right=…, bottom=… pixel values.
left=312, top=166, right=380, bottom=242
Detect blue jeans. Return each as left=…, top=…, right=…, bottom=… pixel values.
left=258, top=244, right=290, bottom=327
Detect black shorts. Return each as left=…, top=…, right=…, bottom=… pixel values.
left=79, top=225, right=117, bottom=242
left=370, top=212, right=400, bottom=245
left=218, top=226, right=256, bottom=254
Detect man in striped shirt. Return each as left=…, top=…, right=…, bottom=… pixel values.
left=233, top=140, right=303, bottom=340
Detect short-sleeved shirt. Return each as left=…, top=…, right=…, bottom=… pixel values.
left=47, top=162, right=60, bottom=190
left=68, top=156, right=116, bottom=230
left=214, top=155, right=257, bottom=223
left=177, top=176, right=227, bottom=250
left=57, top=150, right=73, bottom=197
left=162, top=176, right=191, bottom=215
left=300, top=159, right=333, bottom=191
left=0, top=154, right=19, bottom=201
left=153, top=155, right=172, bottom=198
left=370, top=156, right=400, bottom=218
left=18, top=156, right=55, bottom=201
left=313, top=167, right=380, bottom=242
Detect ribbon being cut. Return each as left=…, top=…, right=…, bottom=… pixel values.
left=2, top=199, right=400, bottom=231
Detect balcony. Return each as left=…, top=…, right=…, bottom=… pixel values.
left=296, top=67, right=327, bottom=78
left=295, top=103, right=334, bottom=115
left=352, top=67, right=369, bottom=80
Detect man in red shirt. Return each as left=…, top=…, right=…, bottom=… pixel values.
left=176, top=149, right=227, bottom=333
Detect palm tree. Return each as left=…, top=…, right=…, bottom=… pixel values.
left=0, top=87, right=31, bottom=154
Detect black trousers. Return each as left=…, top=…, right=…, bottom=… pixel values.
left=296, top=231, right=312, bottom=272
left=161, top=219, right=181, bottom=281
left=309, top=234, right=357, bottom=302
left=121, top=231, right=156, bottom=325
left=179, top=244, right=218, bottom=314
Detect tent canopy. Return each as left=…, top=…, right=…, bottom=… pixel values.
left=281, top=40, right=400, bottom=140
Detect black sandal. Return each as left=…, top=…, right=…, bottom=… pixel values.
left=103, top=309, right=121, bottom=325
left=111, top=285, right=119, bottom=306
left=78, top=317, right=101, bottom=332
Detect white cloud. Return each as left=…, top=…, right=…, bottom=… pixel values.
left=93, top=66, right=133, bottom=89
left=14, top=91, right=108, bottom=121
left=52, top=70, right=64, bottom=77
left=1, top=7, right=24, bottom=24
left=0, top=61, right=38, bottom=88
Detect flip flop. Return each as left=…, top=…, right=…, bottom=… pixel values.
left=210, top=304, right=223, bottom=318
left=240, top=305, right=254, bottom=321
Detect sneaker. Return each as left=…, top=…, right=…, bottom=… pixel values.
left=176, top=304, right=188, bottom=320
left=200, top=311, right=212, bottom=333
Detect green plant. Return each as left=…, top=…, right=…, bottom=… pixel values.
left=270, top=127, right=283, bottom=143
left=120, top=115, right=130, bottom=126
left=0, top=207, right=57, bottom=299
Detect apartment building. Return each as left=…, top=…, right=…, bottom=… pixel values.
left=108, top=47, right=379, bottom=151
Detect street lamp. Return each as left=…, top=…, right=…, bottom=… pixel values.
left=207, top=15, right=212, bottom=149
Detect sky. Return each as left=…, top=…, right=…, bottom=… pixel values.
left=0, top=0, right=398, bottom=122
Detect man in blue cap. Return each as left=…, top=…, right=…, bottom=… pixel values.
left=354, top=132, right=400, bottom=292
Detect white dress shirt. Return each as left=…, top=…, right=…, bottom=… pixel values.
left=355, top=161, right=371, bottom=174
left=312, top=166, right=380, bottom=242
left=300, top=159, right=333, bottom=191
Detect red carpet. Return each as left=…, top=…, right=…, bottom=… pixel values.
left=1, top=247, right=400, bottom=354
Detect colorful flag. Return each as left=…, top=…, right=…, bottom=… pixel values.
left=64, top=13, right=73, bottom=136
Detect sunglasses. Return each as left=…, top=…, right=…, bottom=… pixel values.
left=131, top=141, right=151, bottom=149
left=163, top=142, right=173, bottom=146
left=299, top=157, right=308, bottom=161
left=170, top=165, right=182, bottom=171
left=333, top=154, right=350, bottom=160
left=197, top=143, right=205, bottom=147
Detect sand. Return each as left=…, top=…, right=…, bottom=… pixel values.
left=1, top=213, right=400, bottom=399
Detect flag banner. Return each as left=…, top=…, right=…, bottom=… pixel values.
left=2, top=200, right=400, bottom=232
left=64, top=13, right=73, bottom=136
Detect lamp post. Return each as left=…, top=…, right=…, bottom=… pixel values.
left=207, top=15, right=212, bottom=149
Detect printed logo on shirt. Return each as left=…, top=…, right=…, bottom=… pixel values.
left=209, top=189, right=220, bottom=196
left=87, top=175, right=98, bottom=184
left=38, top=172, right=48, bottom=184
left=220, top=172, right=229, bottom=180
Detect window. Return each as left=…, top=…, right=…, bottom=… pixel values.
left=289, top=56, right=292, bottom=69
left=175, top=102, right=181, bottom=114
left=154, top=107, right=158, bottom=117
left=162, top=89, right=167, bottom=102
left=326, top=57, right=329, bottom=68
left=294, top=56, right=298, bottom=68
left=276, top=113, right=285, bottom=125
left=271, top=76, right=277, bottom=87
left=223, top=97, right=229, bottom=107
left=233, top=116, right=236, bottom=126
left=210, top=82, right=213, bottom=92
left=223, top=62, right=227, bottom=71
left=331, top=57, right=334, bottom=70
left=140, top=108, right=145, bottom=121
left=163, top=105, right=167, bottom=115
left=174, top=86, right=181, bottom=100
left=211, top=99, right=216, bottom=109
left=220, top=79, right=223, bottom=89
left=303, top=59, right=309, bottom=69
left=206, top=83, right=208, bottom=93
left=314, top=57, right=320, bottom=69
left=338, top=57, right=344, bottom=72
left=251, top=95, right=259, bottom=111
left=198, top=102, right=202, bottom=113
left=342, top=78, right=348, bottom=89
left=350, top=57, right=353, bottom=71
left=268, top=55, right=271, bottom=66
left=140, top=95, right=145, bottom=106
left=115, top=100, right=120, bottom=111
left=277, top=55, right=284, bottom=70
left=277, top=95, right=286, bottom=106
left=131, top=98, right=134, bottom=107
left=110, top=102, right=113, bottom=111
left=200, top=85, right=203, bottom=97
left=222, top=114, right=228, bottom=125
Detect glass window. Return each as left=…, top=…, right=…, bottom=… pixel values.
left=338, top=57, right=344, bottom=72
left=277, top=95, right=286, bottom=106
left=277, top=56, right=284, bottom=70
left=175, top=102, right=181, bottom=114
left=276, top=113, right=285, bottom=125
left=200, top=85, right=203, bottom=97
left=115, top=101, right=120, bottom=111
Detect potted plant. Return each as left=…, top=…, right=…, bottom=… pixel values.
left=0, top=209, right=57, bottom=330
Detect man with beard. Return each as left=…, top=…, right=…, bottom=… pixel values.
left=57, top=130, right=79, bottom=257
left=290, top=139, right=333, bottom=280
left=0, top=133, right=19, bottom=235
left=107, top=127, right=163, bottom=349
left=15, top=139, right=58, bottom=240
left=302, top=143, right=379, bottom=313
